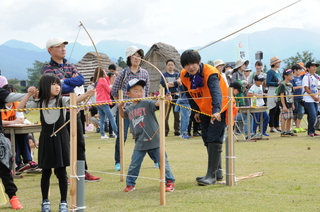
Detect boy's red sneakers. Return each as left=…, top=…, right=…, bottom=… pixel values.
left=10, top=196, right=23, bottom=209
left=165, top=181, right=175, bottom=192
left=85, top=172, right=100, bottom=182
left=124, top=185, right=135, bottom=192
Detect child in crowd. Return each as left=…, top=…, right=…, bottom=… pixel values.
left=247, top=74, right=270, bottom=137
left=279, top=69, right=296, bottom=137
left=119, top=78, right=175, bottom=192
left=0, top=87, right=24, bottom=209
left=290, top=64, right=306, bottom=133
left=17, top=74, right=95, bottom=212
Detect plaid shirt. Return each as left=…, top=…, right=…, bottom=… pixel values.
left=111, top=67, right=150, bottom=100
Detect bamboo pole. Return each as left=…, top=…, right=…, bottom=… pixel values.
left=159, top=88, right=166, bottom=205
left=119, top=90, right=125, bottom=182
left=69, top=93, right=77, bottom=209
left=226, top=87, right=235, bottom=186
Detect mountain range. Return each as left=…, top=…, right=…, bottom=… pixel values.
left=1, top=27, right=320, bottom=80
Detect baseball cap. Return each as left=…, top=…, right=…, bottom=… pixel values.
left=305, top=61, right=320, bottom=68
left=127, top=78, right=146, bottom=91
left=46, top=37, right=68, bottom=50
left=125, top=46, right=144, bottom=59
left=283, top=69, right=293, bottom=75
left=229, top=82, right=243, bottom=93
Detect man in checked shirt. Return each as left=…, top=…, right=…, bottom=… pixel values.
left=42, top=37, right=100, bottom=182
left=111, top=46, right=157, bottom=171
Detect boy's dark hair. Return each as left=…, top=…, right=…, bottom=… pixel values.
left=90, top=77, right=94, bottom=82
left=254, top=74, right=265, bottom=82
left=255, top=61, right=263, bottom=66
left=166, top=59, right=175, bottom=65
left=108, top=64, right=116, bottom=71
left=2, top=84, right=16, bottom=93
left=126, top=51, right=144, bottom=67
left=180, top=50, right=201, bottom=68
left=291, top=64, right=302, bottom=71
left=39, top=74, right=61, bottom=108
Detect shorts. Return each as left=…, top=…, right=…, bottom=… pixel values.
left=280, top=107, right=293, bottom=120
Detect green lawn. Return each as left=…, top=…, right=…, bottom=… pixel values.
left=1, top=111, right=319, bottom=212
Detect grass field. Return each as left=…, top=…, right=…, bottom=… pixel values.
left=1, top=111, right=319, bottom=211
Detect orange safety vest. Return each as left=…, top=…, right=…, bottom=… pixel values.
left=180, top=64, right=237, bottom=125
left=1, top=102, right=18, bottom=121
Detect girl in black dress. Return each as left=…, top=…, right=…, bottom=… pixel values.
left=18, top=74, right=94, bottom=212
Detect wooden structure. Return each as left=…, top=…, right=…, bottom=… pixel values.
left=140, top=42, right=182, bottom=92
left=74, top=52, right=122, bottom=87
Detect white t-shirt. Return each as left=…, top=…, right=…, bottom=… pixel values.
left=302, top=74, right=319, bottom=103
left=248, top=84, right=264, bottom=107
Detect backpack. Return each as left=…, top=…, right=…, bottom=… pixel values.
left=274, top=82, right=287, bottom=102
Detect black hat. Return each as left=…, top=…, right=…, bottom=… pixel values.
left=306, top=61, right=319, bottom=68
left=229, top=82, right=243, bottom=93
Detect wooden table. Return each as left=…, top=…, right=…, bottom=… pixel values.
left=237, top=106, right=268, bottom=141
left=3, top=124, right=41, bottom=176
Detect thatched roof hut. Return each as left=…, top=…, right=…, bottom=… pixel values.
left=74, top=52, right=121, bottom=88
left=141, top=42, right=182, bottom=92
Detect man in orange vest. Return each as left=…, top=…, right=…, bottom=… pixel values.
left=180, top=50, right=230, bottom=186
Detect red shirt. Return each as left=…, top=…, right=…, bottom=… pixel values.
left=96, top=77, right=112, bottom=104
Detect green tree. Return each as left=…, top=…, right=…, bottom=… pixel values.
left=116, top=57, right=127, bottom=69
left=283, top=51, right=316, bottom=70
left=27, top=60, right=47, bottom=87
left=263, top=65, right=268, bottom=73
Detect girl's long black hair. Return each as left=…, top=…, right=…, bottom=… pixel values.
left=38, top=74, right=62, bottom=108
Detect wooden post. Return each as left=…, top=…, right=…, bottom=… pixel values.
left=159, top=88, right=166, bottom=205
left=226, top=87, right=235, bottom=186
left=118, top=90, right=125, bottom=182
left=70, top=93, right=77, bottom=209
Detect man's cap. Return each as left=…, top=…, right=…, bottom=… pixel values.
left=125, top=46, right=144, bottom=59
left=283, top=69, right=293, bottom=75
left=46, top=37, right=68, bottom=50
left=305, top=61, right=320, bottom=68
left=297, top=62, right=305, bottom=69
left=229, top=82, right=243, bottom=93
left=127, top=78, right=146, bottom=91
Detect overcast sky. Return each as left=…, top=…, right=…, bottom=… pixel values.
left=1, top=0, right=319, bottom=50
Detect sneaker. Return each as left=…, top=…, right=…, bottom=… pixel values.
left=270, top=128, right=278, bottom=133
left=293, top=127, right=300, bottom=133
left=95, top=128, right=100, bottom=133
left=83, top=135, right=88, bottom=138
left=288, top=132, right=297, bottom=136
left=109, top=134, right=116, bottom=138
left=276, top=129, right=282, bottom=132
left=281, top=132, right=290, bottom=137
left=10, top=196, right=23, bottom=209
left=314, top=133, right=320, bottom=136
left=29, top=161, right=38, bottom=169
left=262, top=133, right=270, bottom=137
left=85, top=172, right=100, bottom=182
left=174, top=132, right=180, bottom=136
left=154, top=162, right=159, bottom=168
left=124, top=185, right=135, bottom=192
left=101, top=135, right=109, bottom=139
left=41, top=199, right=51, bottom=212
left=16, top=163, right=31, bottom=172
left=193, top=132, right=202, bottom=137
left=59, top=201, right=68, bottom=212
left=115, top=163, right=120, bottom=171
left=308, top=134, right=314, bottom=137
left=165, top=181, right=175, bottom=192
left=251, top=133, right=262, bottom=139
left=179, top=134, right=191, bottom=139
left=299, top=127, right=306, bottom=133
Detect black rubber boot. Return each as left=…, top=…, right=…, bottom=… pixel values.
left=197, top=143, right=222, bottom=186
left=196, top=145, right=208, bottom=181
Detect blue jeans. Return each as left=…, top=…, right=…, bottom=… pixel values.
left=126, top=147, right=175, bottom=186
left=235, top=113, right=254, bottom=135
left=253, top=112, right=270, bottom=134
left=97, top=104, right=118, bottom=137
left=176, top=103, right=190, bottom=135
left=293, top=98, right=305, bottom=120
left=304, top=102, right=318, bottom=134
